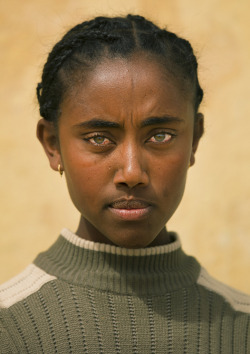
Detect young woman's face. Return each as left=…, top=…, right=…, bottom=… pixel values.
left=55, top=55, right=202, bottom=248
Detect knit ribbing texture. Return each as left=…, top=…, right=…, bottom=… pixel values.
left=0, top=229, right=250, bottom=353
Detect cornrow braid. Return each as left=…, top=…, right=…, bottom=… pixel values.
left=37, top=14, right=203, bottom=123
left=155, top=30, right=203, bottom=110
left=37, top=29, right=119, bottom=121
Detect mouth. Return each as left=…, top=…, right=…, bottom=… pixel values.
left=108, top=198, right=152, bottom=221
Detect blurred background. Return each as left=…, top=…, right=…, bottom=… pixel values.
left=0, top=0, right=250, bottom=293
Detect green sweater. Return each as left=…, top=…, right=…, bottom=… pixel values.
left=0, top=229, right=250, bottom=353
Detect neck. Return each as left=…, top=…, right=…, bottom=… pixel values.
left=76, top=217, right=173, bottom=248
left=34, top=228, right=201, bottom=295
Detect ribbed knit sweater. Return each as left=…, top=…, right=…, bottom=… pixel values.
left=0, top=229, right=250, bottom=353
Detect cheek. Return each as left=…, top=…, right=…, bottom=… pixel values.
left=65, top=167, right=104, bottom=216
left=150, top=151, right=189, bottom=204
left=62, top=147, right=109, bottom=210
left=153, top=150, right=189, bottom=181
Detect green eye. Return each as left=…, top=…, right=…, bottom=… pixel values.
left=148, top=132, right=172, bottom=144
left=93, top=136, right=105, bottom=144
left=154, top=133, right=166, bottom=142
left=85, top=134, right=112, bottom=147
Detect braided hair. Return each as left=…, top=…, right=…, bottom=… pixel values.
left=37, top=14, right=203, bottom=124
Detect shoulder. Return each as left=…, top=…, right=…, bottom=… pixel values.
left=0, top=264, right=56, bottom=309
left=197, top=267, right=250, bottom=314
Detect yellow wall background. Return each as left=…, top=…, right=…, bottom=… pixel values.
left=1, top=0, right=250, bottom=293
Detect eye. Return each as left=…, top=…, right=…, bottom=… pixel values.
left=148, top=132, right=172, bottom=143
left=84, top=134, right=112, bottom=146
left=92, top=136, right=106, bottom=144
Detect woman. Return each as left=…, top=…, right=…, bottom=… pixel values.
left=1, top=14, right=249, bottom=353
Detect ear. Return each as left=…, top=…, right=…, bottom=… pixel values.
left=190, top=113, right=204, bottom=166
left=37, top=119, right=63, bottom=173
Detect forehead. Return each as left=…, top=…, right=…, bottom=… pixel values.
left=60, top=55, right=195, bottom=123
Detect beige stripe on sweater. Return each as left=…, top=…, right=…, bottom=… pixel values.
left=0, top=264, right=56, bottom=308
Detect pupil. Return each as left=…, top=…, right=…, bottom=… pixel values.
left=155, top=133, right=165, bottom=141
left=94, top=136, right=104, bottom=144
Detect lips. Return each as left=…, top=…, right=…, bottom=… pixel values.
left=108, top=198, right=152, bottom=221
left=110, top=199, right=150, bottom=209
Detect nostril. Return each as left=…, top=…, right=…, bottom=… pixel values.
left=113, top=167, right=149, bottom=189
left=113, top=146, right=149, bottom=188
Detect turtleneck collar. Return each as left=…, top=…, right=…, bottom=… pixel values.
left=34, top=229, right=200, bottom=296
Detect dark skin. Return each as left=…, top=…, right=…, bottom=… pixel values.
left=37, top=55, right=204, bottom=248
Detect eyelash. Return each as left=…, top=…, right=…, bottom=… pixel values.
left=83, top=131, right=175, bottom=147
left=147, top=132, right=174, bottom=144
left=84, top=133, right=113, bottom=146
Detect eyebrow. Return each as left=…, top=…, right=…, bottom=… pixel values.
left=141, top=116, right=185, bottom=127
left=74, top=119, right=120, bottom=129
left=74, top=115, right=184, bottom=129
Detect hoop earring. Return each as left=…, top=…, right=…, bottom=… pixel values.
left=58, top=164, right=63, bottom=176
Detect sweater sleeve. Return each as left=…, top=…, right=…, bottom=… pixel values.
left=0, top=323, right=18, bottom=354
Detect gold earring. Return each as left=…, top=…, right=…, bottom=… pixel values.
left=58, top=164, right=63, bottom=176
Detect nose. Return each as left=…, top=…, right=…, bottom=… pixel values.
left=113, top=142, right=149, bottom=188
